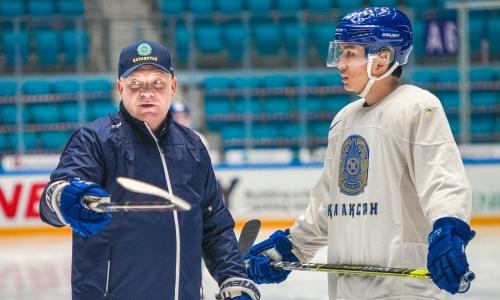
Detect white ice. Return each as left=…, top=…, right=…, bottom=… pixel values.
left=0, top=227, right=499, bottom=299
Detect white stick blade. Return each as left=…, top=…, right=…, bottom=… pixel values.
left=116, top=177, right=191, bottom=211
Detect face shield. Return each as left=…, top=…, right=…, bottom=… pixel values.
left=326, top=42, right=395, bottom=69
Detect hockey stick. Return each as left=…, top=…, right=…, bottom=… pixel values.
left=86, top=177, right=191, bottom=212
left=238, top=219, right=262, bottom=254
left=271, top=262, right=475, bottom=292
left=242, top=219, right=474, bottom=292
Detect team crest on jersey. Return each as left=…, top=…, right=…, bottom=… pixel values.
left=338, top=134, right=369, bottom=195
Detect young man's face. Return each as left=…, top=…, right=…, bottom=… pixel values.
left=336, top=44, right=369, bottom=93
left=117, top=65, right=177, bottom=132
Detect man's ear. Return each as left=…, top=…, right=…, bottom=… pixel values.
left=373, top=51, right=392, bottom=76
left=171, top=76, right=177, bottom=96
left=116, top=80, right=123, bottom=95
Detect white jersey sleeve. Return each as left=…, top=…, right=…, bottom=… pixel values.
left=410, top=93, right=471, bottom=223
left=289, top=111, right=346, bottom=262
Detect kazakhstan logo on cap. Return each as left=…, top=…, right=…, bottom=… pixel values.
left=338, top=134, right=369, bottom=196
left=137, top=43, right=152, bottom=56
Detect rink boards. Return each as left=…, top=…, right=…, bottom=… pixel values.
left=0, top=161, right=499, bottom=233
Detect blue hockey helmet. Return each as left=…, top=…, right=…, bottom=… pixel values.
left=169, top=102, right=190, bottom=115
left=327, top=7, right=413, bottom=68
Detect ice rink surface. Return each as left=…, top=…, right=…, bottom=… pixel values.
left=0, top=226, right=499, bottom=300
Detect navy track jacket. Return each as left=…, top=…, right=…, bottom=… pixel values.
left=39, top=102, right=247, bottom=300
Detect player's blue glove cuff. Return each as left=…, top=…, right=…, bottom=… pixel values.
left=244, top=229, right=299, bottom=284
left=427, top=217, right=475, bottom=294
left=60, top=178, right=112, bottom=237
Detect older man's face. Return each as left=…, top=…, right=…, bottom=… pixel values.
left=116, top=65, right=176, bottom=132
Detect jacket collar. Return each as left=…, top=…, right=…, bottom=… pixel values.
left=119, top=101, right=173, bottom=140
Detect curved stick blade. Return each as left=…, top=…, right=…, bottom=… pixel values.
left=116, top=177, right=191, bottom=211
left=239, top=219, right=262, bottom=254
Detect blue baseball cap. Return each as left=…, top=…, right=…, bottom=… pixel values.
left=118, top=40, right=175, bottom=78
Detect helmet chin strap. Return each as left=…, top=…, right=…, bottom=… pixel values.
left=358, top=55, right=400, bottom=98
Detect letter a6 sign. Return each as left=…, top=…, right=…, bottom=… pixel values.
left=0, top=175, right=49, bottom=227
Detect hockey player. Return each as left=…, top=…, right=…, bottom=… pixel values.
left=39, top=40, right=259, bottom=300
left=245, top=7, right=475, bottom=299
left=170, top=101, right=211, bottom=151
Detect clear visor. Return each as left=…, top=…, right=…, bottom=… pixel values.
left=327, top=42, right=394, bottom=68
left=326, top=42, right=368, bottom=68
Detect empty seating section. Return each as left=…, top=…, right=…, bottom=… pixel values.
left=0, top=0, right=87, bottom=68
left=0, top=78, right=115, bottom=153
left=157, top=0, right=499, bottom=65
left=202, top=64, right=500, bottom=148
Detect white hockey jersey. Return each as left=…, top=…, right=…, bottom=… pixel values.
left=290, top=84, right=471, bottom=300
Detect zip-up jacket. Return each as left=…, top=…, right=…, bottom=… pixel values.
left=39, top=102, right=247, bottom=300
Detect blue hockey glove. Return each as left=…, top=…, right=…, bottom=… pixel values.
left=59, top=178, right=112, bottom=237
left=244, top=229, right=299, bottom=284
left=427, top=217, right=476, bottom=294
left=229, top=295, right=251, bottom=300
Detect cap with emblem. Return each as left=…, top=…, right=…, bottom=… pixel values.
left=118, top=40, right=175, bottom=78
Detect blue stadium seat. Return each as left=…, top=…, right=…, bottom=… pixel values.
left=405, top=0, right=434, bottom=10
left=189, top=0, right=214, bottom=16
left=411, top=69, right=435, bottom=84
left=263, top=74, right=291, bottom=88
left=336, top=0, right=364, bottom=9
left=0, top=0, right=24, bottom=16
left=263, top=97, right=292, bottom=114
left=299, top=97, right=322, bottom=112
left=253, top=124, right=279, bottom=139
left=247, top=0, right=273, bottom=13
left=62, top=29, right=89, bottom=65
left=175, top=23, right=190, bottom=61
left=313, top=24, right=336, bottom=59
left=412, top=19, right=425, bottom=58
left=0, top=81, right=17, bottom=96
left=203, top=76, right=230, bottom=90
left=28, top=0, right=55, bottom=15
left=23, top=80, right=51, bottom=95
left=282, top=123, right=301, bottom=138
left=368, top=0, right=398, bottom=6
left=35, top=31, right=60, bottom=65
left=253, top=21, right=281, bottom=56
left=223, top=22, right=246, bottom=60
left=304, top=0, right=333, bottom=11
left=281, top=18, right=301, bottom=57
left=471, top=92, right=497, bottom=107
left=436, top=68, right=459, bottom=83
left=471, top=116, right=495, bottom=134
left=57, top=0, right=84, bottom=15
left=205, top=99, right=231, bottom=115
left=195, top=22, right=223, bottom=54
left=469, top=66, right=495, bottom=82
left=8, top=132, right=39, bottom=151
left=2, top=31, right=30, bottom=66
left=217, top=0, right=243, bottom=15
left=324, top=95, right=351, bottom=112
left=83, top=79, right=112, bottom=96
left=234, top=100, right=262, bottom=114
left=0, top=134, right=7, bottom=151
left=0, top=105, right=18, bottom=124
left=437, top=92, right=459, bottom=109
left=87, top=101, right=117, bottom=120
left=40, top=131, right=70, bottom=150
left=323, top=73, right=343, bottom=87
left=160, top=0, right=184, bottom=15
left=447, top=115, right=459, bottom=135
left=309, top=121, right=330, bottom=137
left=487, top=17, right=500, bottom=55
left=221, top=124, right=245, bottom=140
left=61, top=102, right=80, bottom=122
left=276, top=0, right=302, bottom=12
left=53, top=79, right=80, bottom=95
left=469, top=17, right=485, bottom=56
left=28, top=103, right=61, bottom=123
